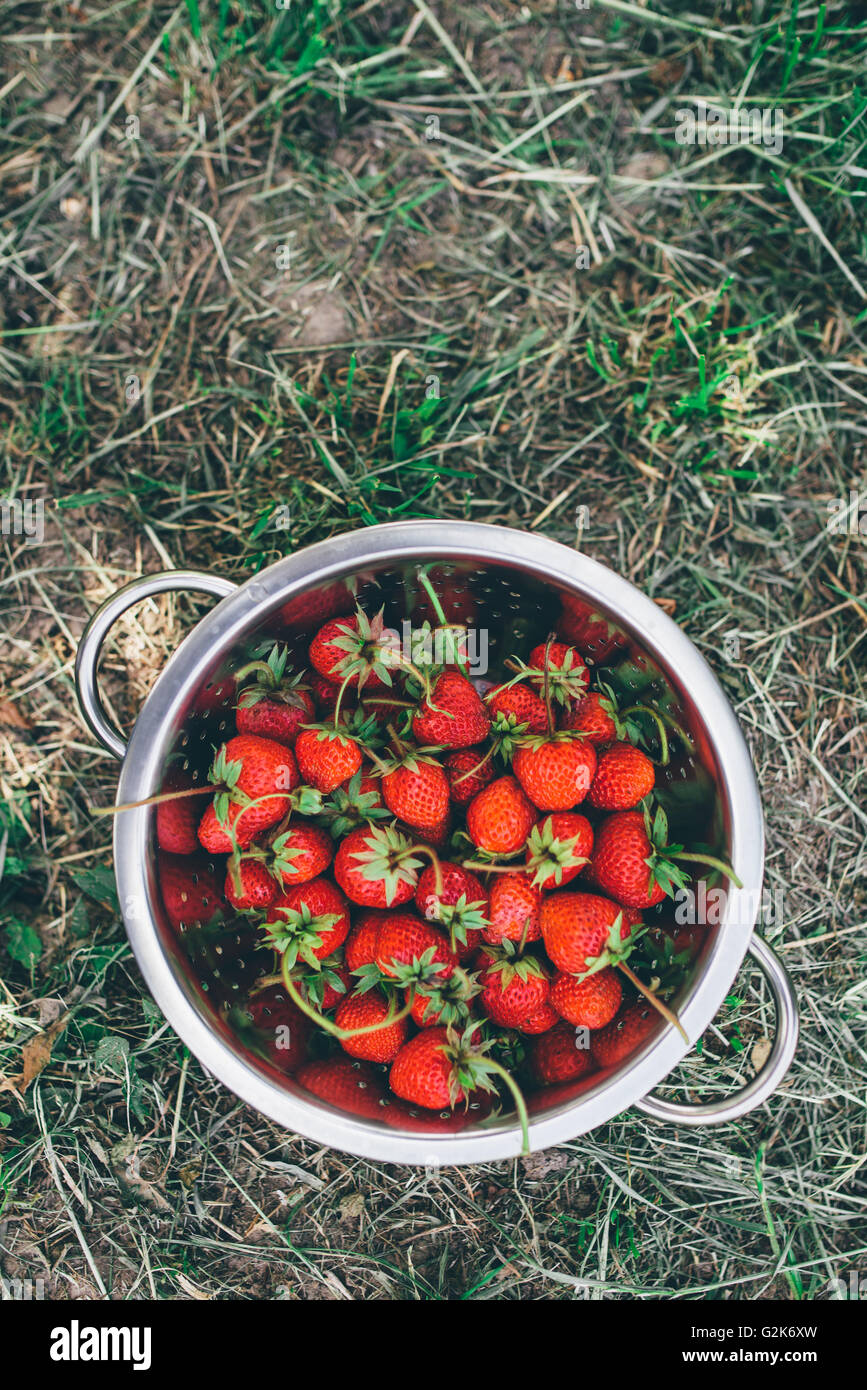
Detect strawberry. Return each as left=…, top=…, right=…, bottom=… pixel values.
left=344, top=910, right=387, bottom=971
left=237, top=985, right=309, bottom=1073
left=560, top=690, right=618, bottom=744
left=158, top=854, right=221, bottom=930
left=199, top=735, right=298, bottom=851
left=269, top=822, right=333, bottom=887
left=410, top=967, right=480, bottom=1028
left=388, top=1022, right=506, bottom=1112
left=309, top=607, right=398, bottom=692
left=295, top=726, right=362, bottom=794
left=334, top=824, right=425, bottom=908
left=335, top=990, right=410, bottom=1063
left=278, top=580, right=354, bottom=634
left=479, top=940, right=550, bottom=1027
left=519, top=1001, right=560, bottom=1035
left=590, top=1001, right=658, bottom=1068
left=530, top=1021, right=595, bottom=1085
left=235, top=645, right=316, bottom=746
left=484, top=683, right=548, bottom=736
left=295, top=1056, right=387, bottom=1117
left=539, top=891, right=635, bottom=975
left=483, top=872, right=542, bottom=944
left=388, top=1027, right=460, bottom=1110
left=308, top=669, right=347, bottom=713
left=382, top=753, right=450, bottom=832
left=525, top=641, right=589, bottom=705
left=374, top=912, right=457, bottom=981
left=550, top=967, right=622, bottom=1029
left=156, top=766, right=202, bottom=855
left=587, top=743, right=655, bottom=810
left=445, top=748, right=494, bottom=805
left=224, top=856, right=277, bottom=912
left=415, top=863, right=488, bottom=957
left=591, top=807, right=693, bottom=909
left=557, top=594, right=626, bottom=664
left=466, top=774, right=535, bottom=854
left=525, top=812, right=593, bottom=889
left=264, top=876, right=350, bottom=966
left=512, top=734, right=596, bottom=812
left=412, top=671, right=490, bottom=749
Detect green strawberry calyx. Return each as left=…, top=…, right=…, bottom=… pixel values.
left=319, top=769, right=390, bottom=839
left=438, top=1021, right=530, bottom=1153
left=412, top=966, right=480, bottom=1027
left=580, top=912, right=643, bottom=979
left=291, top=954, right=348, bottom=1009
left=422, top=892, right=489, bottom=951
left=235, top=645, right=312, bottom=710
left=264, top=903, right=341, bottom=970
left=482, top=937, right=547, bottom=989
left=348, top=824, right=425, bottom=906
left=525, top=821, right=589, bottom=888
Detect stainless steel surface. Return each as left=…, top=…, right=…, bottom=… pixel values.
left=74, top=521, right=798, bottom=1163
left=75, top=571, right=238, bottom=759
left=635, top=934, right=799, bottom=1125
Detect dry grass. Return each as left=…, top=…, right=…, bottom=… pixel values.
left=1, top=0, right=866, bottom=1300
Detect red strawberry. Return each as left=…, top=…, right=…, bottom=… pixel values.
left=198, top=735, right=297, bottom=851
left=484, top=683, right=548, bottom=735
left=466, top=775, right=535, bottom=854
left=550, top=967, right=622, bottom=1029
left=389, top=1027, right=459, bottom=1110
left=308, top=670, right=346, bottom=713
left=560, top=691, right=618, bottom=744
left=530, top=1021, right=595, bottom=1084
left=587, top=743, right=655, bottom=810
left=240, top=985, right=309, bottom=1073
left=484, top=872, right=542, bottom=944
left=335, top=990, right=410, bottom=1063
left=278, top=580, right=353, bottom=634
left=591, top=810, right=686, bottom=909
left=415, top=863, right=488, bottom=958
left=519, top=1001, right=560, bottom=1035
left=224, top=856, right=277, bottom=912
left=295, top=726, right=362, bottom=794
left=270, top=822, right=333, bottom=887
left=382, top=756, right=450, bottom=832
left=295, top=1056, right=387, bottom=1118
left=334, top=824, right=424, bottom=908
left=512, top=734, right=596, bottom=812
left=445, top=748, right=494, bottom=805
left=480, top=943, right=549, bottom=1027
left=375, top=912, right=457, bottom=981
left=345, top=911, right=388, bottom=971
left=557, top=594, right=626, bottom=664
left=156, top=767, right=202, bottom=855
left=265, top=876, right=350, bottom=966
left=412, top=671, right=490, bottom=749
left=525, top=812, right=593, bottom=889
left=525, top=642, right=588, bottom=704
left=539, top=891, right=634, bottom=975
left=309, top=608, right=397, bottom=691
left=590, top=1002, right=658, bottom=1068
left=158, top=854, right=221, bottom=930
left=235, top=645, right=316, bottom=746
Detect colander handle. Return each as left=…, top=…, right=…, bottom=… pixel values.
left=75, top=571, right=238, bottom=760
left=634, top=934, right=799, bottom=1126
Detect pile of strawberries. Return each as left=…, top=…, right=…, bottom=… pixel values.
left=155, top=576, right=727, bottom=1145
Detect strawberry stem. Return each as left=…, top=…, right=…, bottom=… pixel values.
left=480, top=1056, right=530, bottom=1154
left=621, top=704, right=670, bottom=765
left=409, top=842, right=444, bottom=899
left=417, top=570, right=471, bottom=679
left=461, top=859, right=526, bottom=874
left=673, top=851, right=743, bottom=888
left=92, top=784, right=215, bottom=816
left=616, top=961, right=689, bottom=1043
left=542, top=633, right=555, bottom=735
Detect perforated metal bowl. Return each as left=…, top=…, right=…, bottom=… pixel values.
left=75, top=522, right=798, bottom=1163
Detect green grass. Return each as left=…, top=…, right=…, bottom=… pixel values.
left=1, top=0, right=866, bottom=1300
